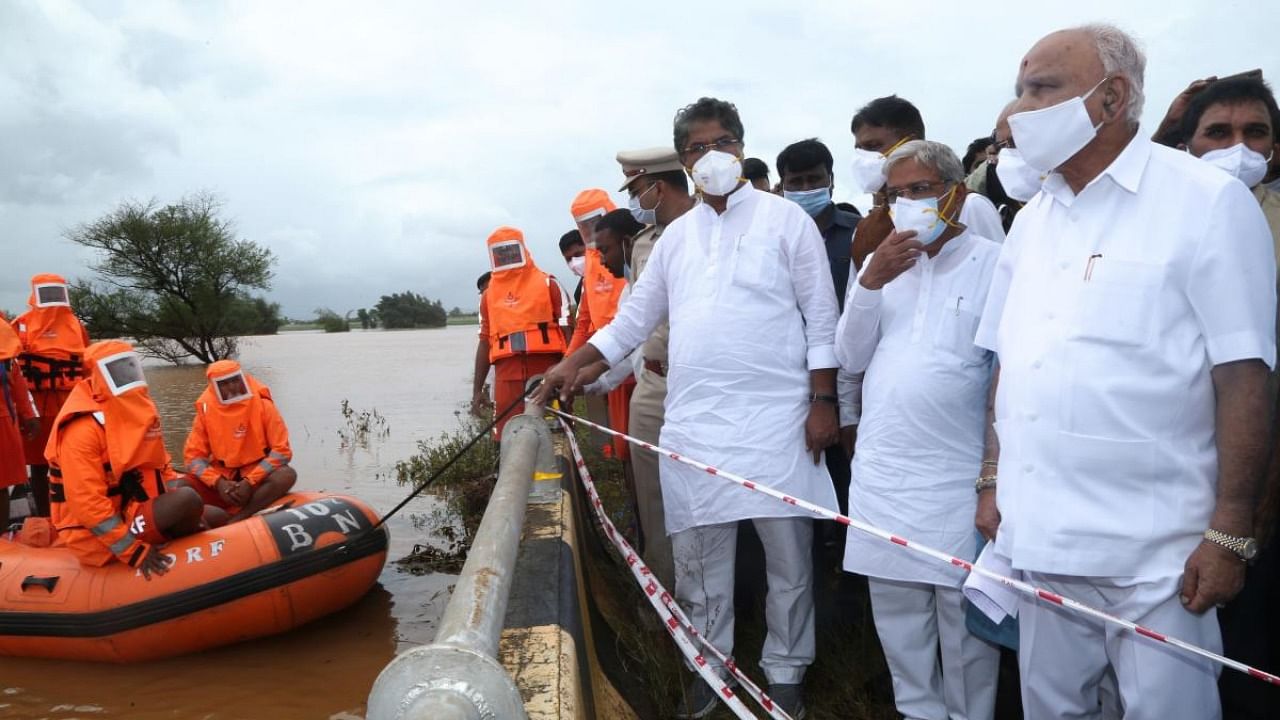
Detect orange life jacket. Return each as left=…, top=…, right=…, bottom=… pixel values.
left=46, top=379, right=171, bottom=567
left=14, top=274, right=90, bottom=391
left=0, top=312, right=20, bottom=361
left=484, top=226, right=568, bottom=363
left=581, top=248, right=627, bottom=328
left=185, top=361, right=291, bottom=484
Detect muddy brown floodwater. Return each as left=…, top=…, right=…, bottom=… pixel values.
left=0, top=326, right=480, bottom=719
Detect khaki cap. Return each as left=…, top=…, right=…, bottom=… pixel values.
left=615, top=146, right=684, bottom=191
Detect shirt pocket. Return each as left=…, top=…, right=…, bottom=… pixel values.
left=935, top=295, right=986, bottom=363
left=730, top=236, right=780, bottom=292
left=1049, top=431, right=1157, bottom=543
left=1071, top=259, right=1163, bottom=347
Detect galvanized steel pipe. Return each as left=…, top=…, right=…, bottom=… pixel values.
left=367, top=410, right=557, bottom=720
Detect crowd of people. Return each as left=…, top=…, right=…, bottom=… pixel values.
left=1, top=277, right=298, bottom=580
left=470, top=22, right=1280, bottom=720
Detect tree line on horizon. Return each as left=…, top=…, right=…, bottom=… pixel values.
left=66, top=193, right=454, bottom=364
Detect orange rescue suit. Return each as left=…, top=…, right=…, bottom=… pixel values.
left=483, top=227, right=568, bottom=363
left=46, top=341, right=177, bottom=567
left=184, top=362, right=292, bottom=488
left=13, top=273, right=91, bottom=463
left=0, top=317, right=38, bottom=489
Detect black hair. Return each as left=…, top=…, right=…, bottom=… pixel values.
left=850, top=95, right=926, bottom=141
left=673, top=97, right=745, bottom=153
left=1179, top=77, right=1280, bottom=146
left=962, top=136, right=994, bottom=172
left=775, top=139, right=834, bottom=178
left=476, top=272, right=491, bottom=291
left=742, top=157, right=770, bottom=181
left=558, top=229, right=584, bottom=253
left=595, top=208, right=645, bottom=239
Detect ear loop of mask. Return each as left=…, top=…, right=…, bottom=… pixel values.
left=923, top=184, right=964, bottom=230
left=882, top=135, right=914, bottom=158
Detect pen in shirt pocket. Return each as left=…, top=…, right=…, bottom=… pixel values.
left=1084, top=253, right=1102, bottom=282
left=954, top=296, right=963, bottom=315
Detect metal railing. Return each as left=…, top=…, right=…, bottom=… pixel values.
left=367, top=409, right=560, bottom=720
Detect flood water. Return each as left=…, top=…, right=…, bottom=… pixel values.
left=0, top=326, right=480, bottom=719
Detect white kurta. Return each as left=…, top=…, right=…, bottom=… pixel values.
left=837, top=231, right=1000, bottom=586
left=958, top=193, right=1006, bottom=244
left=975, top=136, right=1277, bottom=579
left=590, top=185, right=840, bottom=535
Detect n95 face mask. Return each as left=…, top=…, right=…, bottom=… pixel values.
left=994, top=148, right=1046, bottom=202
left=1200, top=143, right=1271, bottom=188
left=690, top=150, right=743, bottom=196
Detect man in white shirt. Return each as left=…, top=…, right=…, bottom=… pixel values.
left=976, top=24, right=1276, bottom=718
left=848, top=95, right=1006, bottom=273
left=838, top=139, right=1001, bottom=720
left=536, top=97, right=840, bottom=719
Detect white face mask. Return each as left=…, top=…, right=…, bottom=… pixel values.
left=849, top=148, right=889, bottom=194
left=568, top=255, right=586, bottom=277
left=889, top=192, right=952, bottom=247
left=1199, top=143, right=1271, bottom=188
left=689, top=150, right=743, bottom=196
left=1008, top=76, right=1109, bottom=172
left=994, top=148, right=1046, bottom=202
left=628, top=183, right=658, bottom=225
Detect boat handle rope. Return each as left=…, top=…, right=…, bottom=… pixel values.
left=371, top=391, right=527, bottom=530
left=547, top=406, right=1280, bottom=689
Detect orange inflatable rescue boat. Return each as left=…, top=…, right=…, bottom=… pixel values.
left=0, top=492, right=387, bottom=662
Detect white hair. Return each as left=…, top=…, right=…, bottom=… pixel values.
left=884, top=140, right=965, bottom=184
left=1077, top=23, right=1146, bottom=125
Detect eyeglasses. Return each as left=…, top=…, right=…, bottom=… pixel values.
left=681, top=136, right=741, bottom=157
left=884, top=180, right=952, bottom=203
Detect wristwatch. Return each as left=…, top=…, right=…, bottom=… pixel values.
left=809, top=393, right=839, bottom=406
left=1203, top=529, right=1259, bottom=562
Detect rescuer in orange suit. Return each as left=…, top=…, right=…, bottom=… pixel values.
left=46, top=340, right=207, bottom=578
left=471, top=226, right=568, bottom=438
left=181, top=360, right=297, bottom=523
left=0, top=316, right=40, bottom=525
left=12, top=274, right=91, bottom=517
left=567, top=189, right=635, bottom=461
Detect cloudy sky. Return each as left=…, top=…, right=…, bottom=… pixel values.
left=2, top=0, right=1276, bottom=319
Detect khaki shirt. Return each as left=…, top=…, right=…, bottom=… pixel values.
left=630, top=224, right=669, bottom=367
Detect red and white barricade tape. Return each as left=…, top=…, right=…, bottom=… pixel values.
left=559, top=418, right=792, bottom=719
left=549, top=406, right=1280, bottom=688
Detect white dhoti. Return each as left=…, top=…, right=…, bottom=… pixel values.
left=670, top=517, right=815, bottom=684
left=1017, top=572, right=1221, bottom=720
left=868, top=578, right=999, bottom=720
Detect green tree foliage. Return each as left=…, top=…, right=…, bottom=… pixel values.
left=375, top=291, right=447, bottom=329
left=67, top=193, right=277, bottom=364
left=356, top=307, right=380, bottom=329
left=314, top=308, right=350, bottom=333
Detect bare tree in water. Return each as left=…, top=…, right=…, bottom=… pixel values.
left=68, top=192, right=278, bottom=364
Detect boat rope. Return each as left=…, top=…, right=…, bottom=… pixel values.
left=371, top=392, right=527, bottom=530
left=548, top=406, right=1280, bottom=689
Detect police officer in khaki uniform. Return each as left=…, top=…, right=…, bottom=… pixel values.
left=615, top=147, right=696, bottom=588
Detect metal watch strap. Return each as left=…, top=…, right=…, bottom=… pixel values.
left=1203, top=528, right=1252, bottom=560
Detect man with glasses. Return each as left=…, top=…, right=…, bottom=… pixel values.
left=849, top=96, right=1006, bottom=271
left=536, top=97, right=840, bottom=719
left=837, top=139, right=1001, bottom=720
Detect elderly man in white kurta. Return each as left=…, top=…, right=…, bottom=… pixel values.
left=838, top=140, right=1000, bottom=720
left=974, top=25, right=1275, bottom=719
left=537, top=97, right=840, bottom=719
